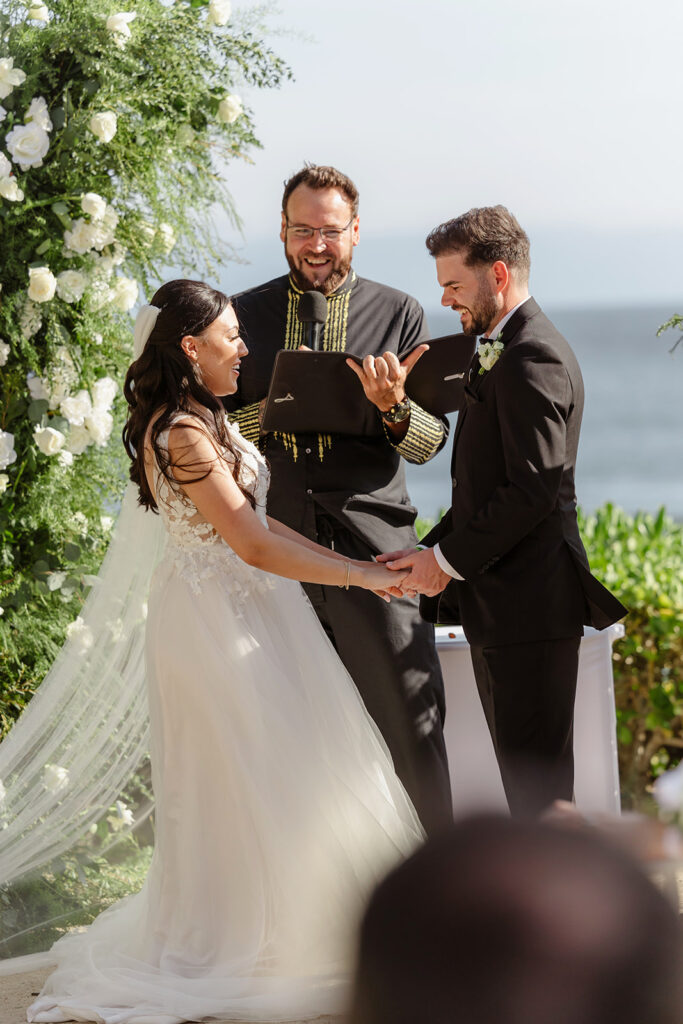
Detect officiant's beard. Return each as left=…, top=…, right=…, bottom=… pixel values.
left=285, top=247, right=352, bottom=296
left=457, top=279, right=499, bottom=337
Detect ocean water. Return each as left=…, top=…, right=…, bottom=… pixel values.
left=405, top=305, right=683, bottom=522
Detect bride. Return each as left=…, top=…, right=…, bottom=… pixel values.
left=27, top=279, right=424, bottom=1024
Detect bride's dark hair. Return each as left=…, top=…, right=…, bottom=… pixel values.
left=123, top=279, right=255, bottom=512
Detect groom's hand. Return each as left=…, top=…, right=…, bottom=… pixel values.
left=376, top=547, right=421, bottom=597
left=385, top=547, right=451, bottom=598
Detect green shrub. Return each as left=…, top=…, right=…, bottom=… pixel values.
left=579, top=504, right=683, bottom=807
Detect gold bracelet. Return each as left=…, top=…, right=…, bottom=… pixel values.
left=339, top=560, right=350, bottom=590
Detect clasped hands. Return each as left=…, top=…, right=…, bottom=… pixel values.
left=375, top=546, right=451, bottom=600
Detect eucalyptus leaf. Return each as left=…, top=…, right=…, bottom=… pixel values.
left=64, top=543, right=82, bottom=562
left=28, top=399, right=50, bottom=423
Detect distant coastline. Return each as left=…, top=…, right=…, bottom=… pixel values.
left=407, top=304, right=683, bottom=522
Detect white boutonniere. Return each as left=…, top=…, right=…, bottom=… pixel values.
left=477, top=332, right=504, bottom=374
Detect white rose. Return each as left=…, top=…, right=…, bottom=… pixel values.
left=57, top=449, right=73, bottom=468
left=65, top=423, right=91, bottom=454
left=20, top=299, right=42, bottom=339
left=87, top=279, right=114, bottom=311
left=89, top=111, right=117, bottom=143
left=85, top=408, right=114, bottom=446
left=48, top=351, right=77, bottom=409
left=0, top=175, right=24, bottom=202
left=27, top=4, right=49, bottom=21
left=110, top=799, right=135, bottom=828
left=64, top=217, right=97, bottom=254
left=89, top=217, right=117, bottom=250
left=0, top=430, right=17, bottom=471
left=156, top=222, right=176, bottom=254
left=0, top=153, right=9, bottom=177
left=111, top=276, right=138, bottom=312
left=25, top=96, right=52, bottom=132
left=56, top=269, right=87, bottom=303
left=0, top=340, right=9, bottom=366
left=0, top=473, right=9, bottom=494
left=217, top=94, right=242, bottom=124
left=208, top=0, right=231, bottom=26
left=60, top=389, right=93, bottom=427
left=106, top=11, right=137, bottom=46
left=34, top=425, right=66, bottom=455
left=92, top=376, right=117, bottom=410
left=28, top=265, right=57, bottom=302
left=42, top=763, right=70, bottom=794
left=0, top=105, right=6, bottom=122
left=5, top=121, right=50, bottom=170
left=70, top=510, right=87, bottom=532
left=0, top=58, right=26, bottom=101
left=65, top=616, right=94, bottom=655
left=81, top=191, right=107, bottom=220
left=27, top=372, right=50, bottom=401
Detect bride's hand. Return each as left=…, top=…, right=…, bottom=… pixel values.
left=352, top=561, right=409, bottom=596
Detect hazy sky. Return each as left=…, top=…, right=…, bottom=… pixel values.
left=216, top=0, right=683, bottom=308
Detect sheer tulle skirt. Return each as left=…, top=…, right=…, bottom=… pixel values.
left=28, top=556, right=423, bottom=1023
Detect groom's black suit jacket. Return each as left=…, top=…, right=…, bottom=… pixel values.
left=420, top=298, right=626, bottom=647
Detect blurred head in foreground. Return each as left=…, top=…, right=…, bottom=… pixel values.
left=350, top=814, right=682, bottom=1024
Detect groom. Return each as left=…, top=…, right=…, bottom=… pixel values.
left=382, top=206, right=627, bottom=817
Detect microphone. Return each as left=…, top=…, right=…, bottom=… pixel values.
left=297, top=291, right=328, bottom=351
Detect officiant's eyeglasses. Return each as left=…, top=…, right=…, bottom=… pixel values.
left=285, top=216, right=354, bottom=242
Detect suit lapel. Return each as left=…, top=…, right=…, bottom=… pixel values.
left=448, top=298, right=540, bottom=467
left=450, top=348, right=480, bottom=457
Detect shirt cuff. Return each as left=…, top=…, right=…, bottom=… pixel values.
left=433, top=543, right=464, bottom=581
left=387, top=401, right=445, bottom=464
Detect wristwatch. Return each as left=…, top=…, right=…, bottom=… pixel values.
left=381, top=397, right=411, bottom=424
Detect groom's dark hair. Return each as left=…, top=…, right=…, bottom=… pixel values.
left=426, top=205, right=530, bottom=280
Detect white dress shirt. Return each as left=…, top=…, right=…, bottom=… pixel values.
left=432, top=296, right=531, bottom=581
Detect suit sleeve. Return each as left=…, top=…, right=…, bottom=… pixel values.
left=438, top=347, right=571, bottom=579
left=388, top=297, right=449, bottom=464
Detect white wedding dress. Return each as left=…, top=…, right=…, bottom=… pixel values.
left=28, top=415, right=423, bottom=1024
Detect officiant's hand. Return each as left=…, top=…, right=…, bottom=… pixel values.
left=383, top=547, right=451, bottom=598
left=345, top=345, right=429, bottom=413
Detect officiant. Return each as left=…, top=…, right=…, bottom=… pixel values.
left=224, top=164, right=452, bottom=833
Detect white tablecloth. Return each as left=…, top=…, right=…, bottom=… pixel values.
left=435, top=624, right=624, bottom=816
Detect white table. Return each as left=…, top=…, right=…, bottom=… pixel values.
left=435, top=624, right=624, bottom=816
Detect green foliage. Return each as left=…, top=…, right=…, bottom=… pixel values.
left=657, top=313, right=683, bottom=353
left=579, top=504, right=683, bottom=807
left=0, top=838, right=153, bottom=957
left=0, top=0, right=289, bottom=733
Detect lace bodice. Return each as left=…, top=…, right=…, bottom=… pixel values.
left=153, top=413, right=274, bottom=600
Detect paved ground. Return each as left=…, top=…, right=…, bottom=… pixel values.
left=2, top=865, right=682, bottom=1024
left=0, top=969, right=340, bottom=1024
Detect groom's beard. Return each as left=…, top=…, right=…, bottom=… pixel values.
left=454, top=279, right=499, bottom=337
